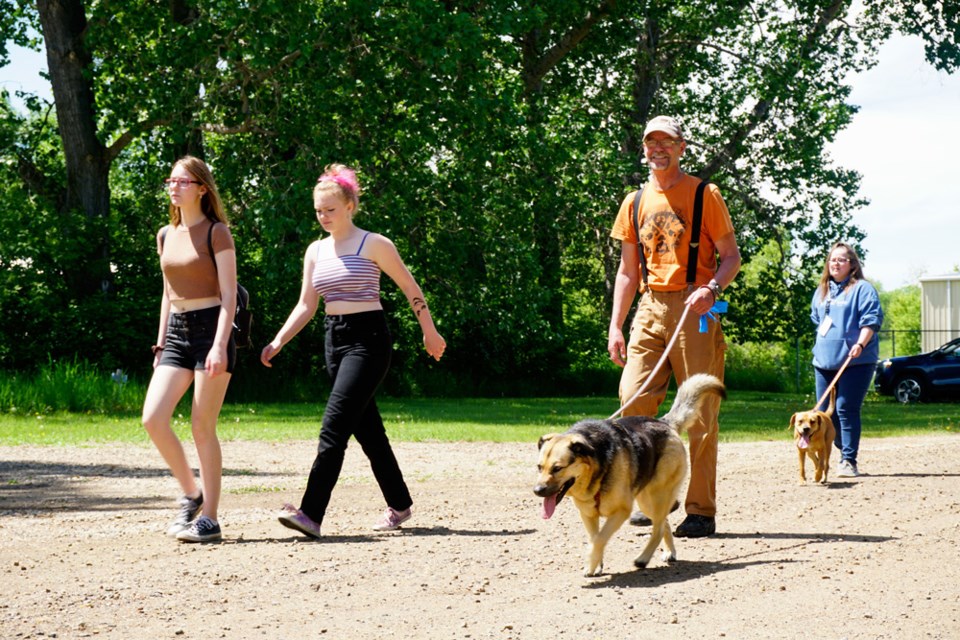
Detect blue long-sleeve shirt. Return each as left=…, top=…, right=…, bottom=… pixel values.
left=810, top=279, right=884, bottom=370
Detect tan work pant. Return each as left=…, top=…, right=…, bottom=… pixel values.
left=619, top=289, right=726, bottom=517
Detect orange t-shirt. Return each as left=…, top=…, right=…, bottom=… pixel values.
left=157, top=220, right=235, bottom=301
left=610, top=174, right=734, bottom=292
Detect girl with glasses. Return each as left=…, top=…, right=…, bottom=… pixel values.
left=142, top=156, right=238, bottom=542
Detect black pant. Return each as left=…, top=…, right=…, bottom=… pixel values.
left=299, top=310, right=412, bottom=523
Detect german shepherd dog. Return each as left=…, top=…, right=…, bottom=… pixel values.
left=534, top=374, right=726, bottom=576
left=790, top=387, right=836, bottom=484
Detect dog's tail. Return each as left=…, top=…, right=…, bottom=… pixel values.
left=825, top=386, right=836, bottom=416
left=661, top=373, right=726, bottom=435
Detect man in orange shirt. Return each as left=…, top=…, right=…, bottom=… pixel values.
left=608, top=115, right=741, bottom=537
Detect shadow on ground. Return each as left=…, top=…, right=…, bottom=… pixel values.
left=0, top=460, right=291, bottom=513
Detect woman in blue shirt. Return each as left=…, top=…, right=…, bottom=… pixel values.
left=810, top=242, right=883, bottom=478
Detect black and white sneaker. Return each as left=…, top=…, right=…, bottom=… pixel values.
left=166, top=493, right=203, bottom=537
left=175, top=515, right=222, bottom=543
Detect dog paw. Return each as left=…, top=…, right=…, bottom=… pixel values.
left=662, top=550, right=677, bottom=563
left=632, top=558, right=649, bottom=569
left=583, top=564, right=604, bottom=577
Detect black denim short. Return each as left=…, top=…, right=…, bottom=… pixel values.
left=157, top=306, right=236, bottom=374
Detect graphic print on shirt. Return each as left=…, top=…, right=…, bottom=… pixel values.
left=639, top=209, right=686, bottom=257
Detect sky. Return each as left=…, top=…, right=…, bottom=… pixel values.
left=827, top=35, right=960, bottom=290
left=3, top=34, right=959, bottom=291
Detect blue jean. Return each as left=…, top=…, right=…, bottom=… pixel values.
left=814, top=363, right=875, bottom=465
left=299, top=310, right=412, bottom=523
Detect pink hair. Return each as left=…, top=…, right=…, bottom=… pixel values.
left=317, top=168, right=359, bottom=196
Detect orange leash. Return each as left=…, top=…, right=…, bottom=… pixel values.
left=608, top=303, right=692, bottom=420
left=812, top=350, right=855, bottom=411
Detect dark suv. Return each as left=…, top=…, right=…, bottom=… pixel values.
left=874, top=337, right=960, bottom=403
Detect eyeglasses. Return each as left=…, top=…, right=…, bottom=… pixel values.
left=643, top=138, right=682, bottom=149
left=164, top=178, right=201, bottom=188
left=829, top=257, right=850, bottom=264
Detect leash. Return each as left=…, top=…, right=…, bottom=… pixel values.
left=811, top=350, right=855, bottom=412
left=607, top=299, right=728, bottom=420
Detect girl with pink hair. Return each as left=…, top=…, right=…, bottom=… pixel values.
left=261, top=163, right=446, bottom=537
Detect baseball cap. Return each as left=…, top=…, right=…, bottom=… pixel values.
left=643, top=115, right=684, bottom=140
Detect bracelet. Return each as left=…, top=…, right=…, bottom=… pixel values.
left=708, top=279, right=722, bottom=299
left=698, top=285, right=717, bottom=301
left=151, top=344, right=165, bottom=355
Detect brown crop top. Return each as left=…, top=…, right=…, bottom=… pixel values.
left=157, top=220, right=235, bottom=301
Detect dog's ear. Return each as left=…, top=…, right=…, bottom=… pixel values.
left=789, top=413, right=796, bottom=430
left=814, top=415, right=822, bottom=431
left=569, top=439, right=595, bottom=459
left=538, top=433, right=557, bottom=450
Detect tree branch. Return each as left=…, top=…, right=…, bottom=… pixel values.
left=198, top=120, right=258, bottom=135
left=698, top=0, right=847, bottom=179
left=522, top=0, right=618, bottom=95
left=105, top=117, right=171, bottom=163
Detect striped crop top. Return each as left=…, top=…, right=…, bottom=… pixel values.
left=311, top=233, right=381, bottom=303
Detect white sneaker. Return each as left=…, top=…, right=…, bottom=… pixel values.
left=836, top=460, right=859, bottom=478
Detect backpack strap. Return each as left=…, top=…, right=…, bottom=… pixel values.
left=159, top=222, right=214, bottom=265
left=207, top=221, right=217, bottom=272
left=685, top=180, right=710, bottom=286
left=631, top=187, right=648, bottom=287
left=207, top=221, right=247, bottom=310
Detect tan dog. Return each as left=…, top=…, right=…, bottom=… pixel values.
left=790, top=388, right=837, bottom=484
left=534, top=374, right=725, bottom=576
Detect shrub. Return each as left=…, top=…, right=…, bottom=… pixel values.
left=0, top=359, right=143, bottom=414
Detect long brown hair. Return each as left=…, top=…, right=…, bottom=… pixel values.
left=817, top=241, right=867, bottom=300
left=167, top=156, right=228, bottom=227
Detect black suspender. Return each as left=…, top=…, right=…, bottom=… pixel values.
left=686, top=180, right=709, bottom=286
left=631, top=186, right=649, bottom=287
left=631, top=179, right=711, bottom=288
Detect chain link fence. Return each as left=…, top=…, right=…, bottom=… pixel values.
left=876, top=330, right=960, bottom=359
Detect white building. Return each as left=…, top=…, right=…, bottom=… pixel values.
left=919, top=273, right=960, bottom=352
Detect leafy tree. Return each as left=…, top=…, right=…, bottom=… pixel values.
left=1, top=0, right=958, bottom=395
left=881, top=284, right=921, bottom=356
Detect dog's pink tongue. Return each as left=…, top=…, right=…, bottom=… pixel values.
left=542, top=495, right=557, bottom=520
left=799, top=434, right=810, bottom=450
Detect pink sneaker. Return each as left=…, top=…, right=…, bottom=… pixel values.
left=277, top=503, right=321, bottom=539
left=373, top=506, right=411, bottom=531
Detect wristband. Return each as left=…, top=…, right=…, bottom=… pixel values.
left=706, top=279, right=722, bottom=299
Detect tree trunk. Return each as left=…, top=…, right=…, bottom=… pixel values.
left=169, top=0, right=205, bottom=160
left=37, top=0, right=113, bottom=295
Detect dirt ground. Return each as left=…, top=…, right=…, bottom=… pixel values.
left=2, top=433, right=959, bottom=640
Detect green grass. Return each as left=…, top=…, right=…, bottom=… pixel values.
left=0, top=391, right=956, bottom=446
